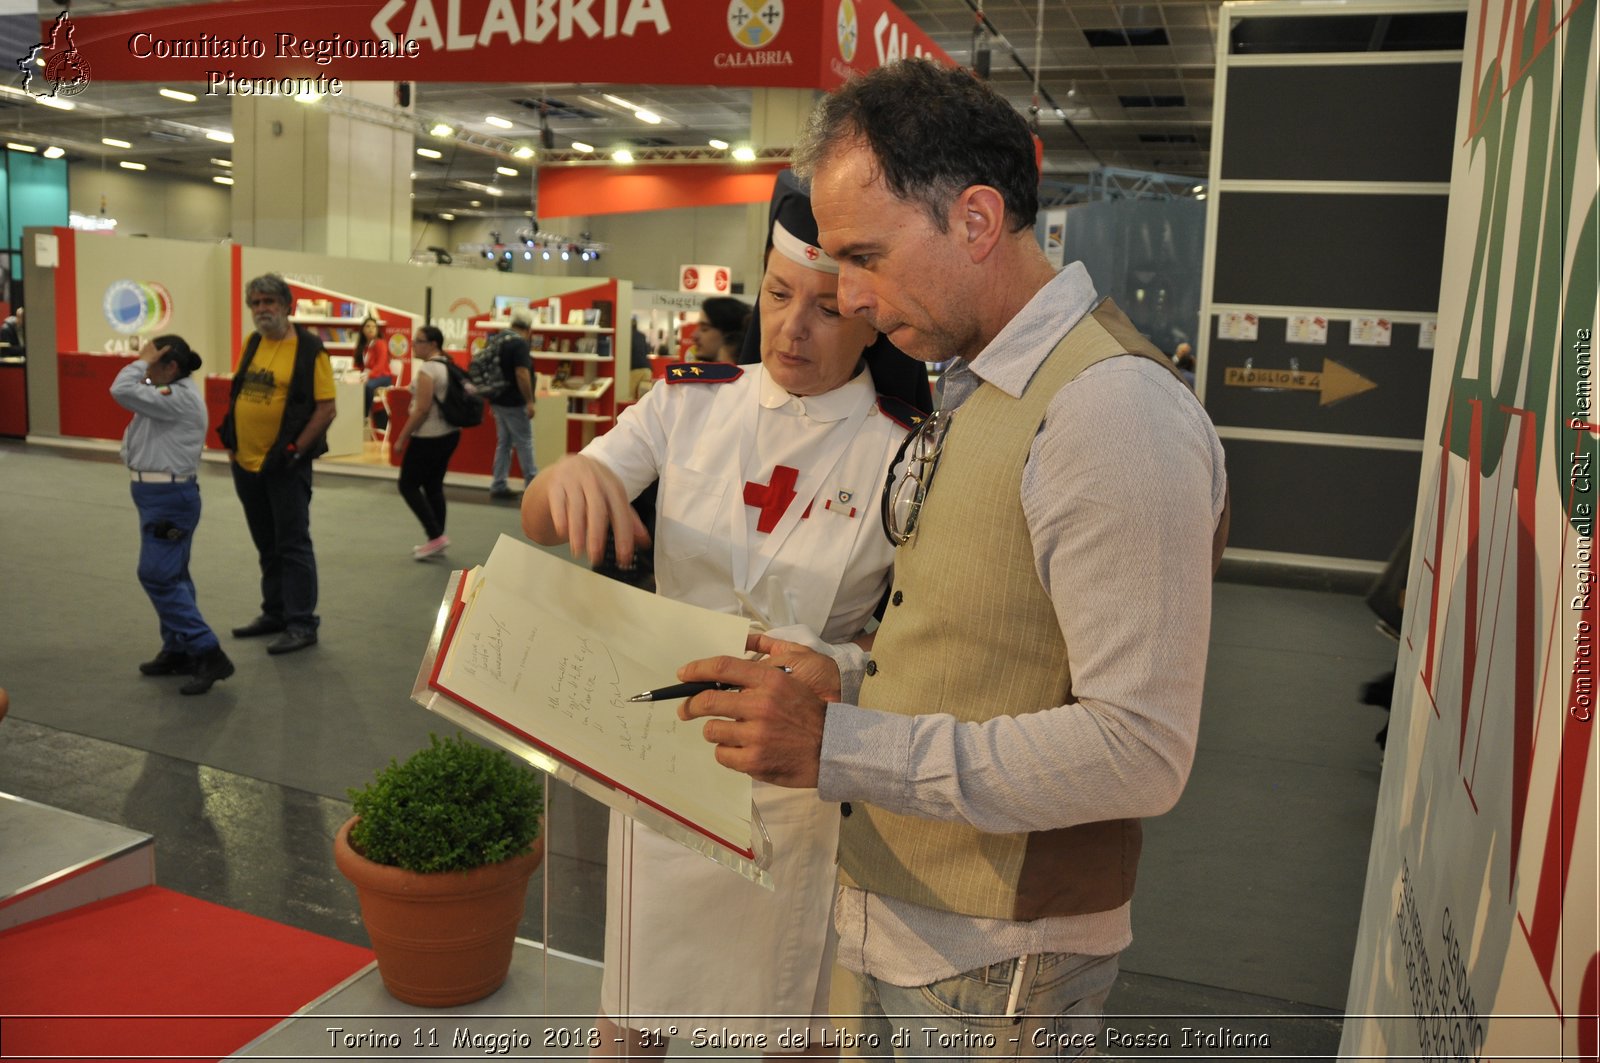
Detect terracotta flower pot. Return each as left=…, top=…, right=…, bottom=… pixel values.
left=333, top=816, right=544, bottom=1007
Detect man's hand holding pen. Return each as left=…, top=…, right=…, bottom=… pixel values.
left=677, top=634, right=841, bottom=789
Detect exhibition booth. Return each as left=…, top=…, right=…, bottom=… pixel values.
left=17, top=226, right=642, bottom=479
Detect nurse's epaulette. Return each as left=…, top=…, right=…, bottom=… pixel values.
left=875, top=393, right=927, bottom=430
left=664, top=361, right=743, bottom=384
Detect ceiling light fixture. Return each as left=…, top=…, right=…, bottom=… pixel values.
left=571, top=141, right=594, bottom=153
left=6, top=142, right=37, bottom=153
left=416, top=147, right=443, bottom=159
left=487, top=186, right=504, bottom=196
left=485, top=115, right=513, bottom=129
left=439, top=212, right=455, bottom=221
left=732, top=146, right=757, bottom=162
left=470, top=200, right=482, bottom=207
left=205, top=130, right=234, bottom=143
left=708, top=138, right=729, bottom=150
left=429, top=122, right=454, bottom=137
left=601, top=92, right=638, bottom=110
left=213, top=175, right=234, bottom=185
left=102, top=137, right=133, bottom=149
left=211, top=157, right=232, bottom=167
left=613, top=149, right=634, bottom=163
left=43, top=146, right=64, bottom=159
left=119, top=161, right=147, bottom=171
left=513, top=146, right=535, bottom=159
left=496, top=166, right=518, bottom=177
left=159, top=87, right=197, bottom=102
left=634, top=108, right=662, bottom=124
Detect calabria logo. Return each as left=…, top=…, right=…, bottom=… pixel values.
left=836, top=0, right=859, bottom=62
left=728, top=0, right=784, bottom=49
left=103, top=280, right=173, bottom=336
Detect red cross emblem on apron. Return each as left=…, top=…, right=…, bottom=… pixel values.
left=743, top=465, right=800, bottom=534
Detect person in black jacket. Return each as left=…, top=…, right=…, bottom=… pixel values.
left=217, top=274, right=336, bottom=655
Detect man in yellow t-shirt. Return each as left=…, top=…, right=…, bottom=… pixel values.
left=220, top=273, right=336, bottom=655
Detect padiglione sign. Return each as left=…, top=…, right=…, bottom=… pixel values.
left=47, top=0, right=950, bottom=91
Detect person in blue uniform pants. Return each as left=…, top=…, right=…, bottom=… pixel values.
left=110, top=336, right=234, bottom=696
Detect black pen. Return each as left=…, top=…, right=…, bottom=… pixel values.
left=627, top=681, right=733, bottom=703
left=627, top=665, right=792, bottom=703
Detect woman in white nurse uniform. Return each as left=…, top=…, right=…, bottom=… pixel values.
left=523, top=197, right=923, bottom=1054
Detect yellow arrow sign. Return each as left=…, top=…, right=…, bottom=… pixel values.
left=1224, top=359, right=1378, bottom=406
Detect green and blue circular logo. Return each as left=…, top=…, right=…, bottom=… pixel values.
left=103, top=280, right=172, bottom=336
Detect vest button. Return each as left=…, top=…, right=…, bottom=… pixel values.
left=841, top=802, right=852, bottom=817
left=891, top=590, right=903, bottom=606
left=865, top=660, right=878, bottom=676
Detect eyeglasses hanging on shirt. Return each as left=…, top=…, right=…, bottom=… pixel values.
left=880, top=407, right=952, bottom=547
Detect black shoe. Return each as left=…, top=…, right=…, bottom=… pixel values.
left=139, top=650, right=194, bottom=676
left=232, top=615, right=287, bottom=638
left=267, top=629, right=318, bottom=655
left=180, top=648, right=235, bottom=695
left=488, top=487, right=517, bottom=500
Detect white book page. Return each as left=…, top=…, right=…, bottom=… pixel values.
left=435, top=535, right=754, bottom=849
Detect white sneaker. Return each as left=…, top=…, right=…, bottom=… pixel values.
left=412, top=535, right=450, bottom=560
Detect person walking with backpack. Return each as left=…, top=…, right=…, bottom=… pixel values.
left=474, top=309, right=536, bottom=500
left=393, top=326, right=467, bottom=559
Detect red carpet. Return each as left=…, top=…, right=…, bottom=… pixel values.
left=0, top=885, right=373, bottom=1062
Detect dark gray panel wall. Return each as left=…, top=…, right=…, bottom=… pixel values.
left=1205, top=18, right=1462, bottom=565
left=1222, top=65, right=1461, bottom=182
left=1212, top=193, right=1450, bottom=312
left=1204, top=317, right=1435, bottom=438
left=1222, top=438, right=1422, bottom=560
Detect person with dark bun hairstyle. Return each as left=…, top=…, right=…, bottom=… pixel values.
left=111, top=336, right=234, bottom=696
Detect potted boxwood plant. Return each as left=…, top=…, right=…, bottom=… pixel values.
left=334, top=733, right=544, bottom=1007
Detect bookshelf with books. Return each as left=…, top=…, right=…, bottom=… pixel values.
left=470, top=280, right=627, bottom=456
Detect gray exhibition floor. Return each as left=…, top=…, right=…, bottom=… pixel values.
left=0, top=440, right=1395, bottom=1056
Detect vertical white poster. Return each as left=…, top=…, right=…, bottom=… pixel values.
left=1339, top=0, right=1598, bottom=1058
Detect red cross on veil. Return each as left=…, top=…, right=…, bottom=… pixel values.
left=743, top=465, right=801, bottom=533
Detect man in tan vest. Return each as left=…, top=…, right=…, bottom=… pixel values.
left=681, top=59, right=1228, bottom=1054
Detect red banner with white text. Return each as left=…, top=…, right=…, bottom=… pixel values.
left=40, top=0, right=949, bottom=89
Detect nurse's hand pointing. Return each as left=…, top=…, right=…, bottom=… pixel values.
left=522, top=455, right=651, bottom=567
left=677, top=654, right=825, bottom=788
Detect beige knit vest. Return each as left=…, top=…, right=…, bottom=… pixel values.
left=841, top=299, right=1175, bottom=921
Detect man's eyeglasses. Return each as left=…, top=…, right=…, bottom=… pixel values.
left=880, top=408, right=951, bottom=546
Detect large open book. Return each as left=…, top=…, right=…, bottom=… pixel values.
left=412, top=535, right=767, bottom=881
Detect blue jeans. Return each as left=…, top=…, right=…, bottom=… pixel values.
left=230, top=460, right=319, bottom=632
left=833, top=952, right=1118, bottom=1060
left=132, top=480, right=220, bottom=655
left=490, top=403, right=535, bottom=491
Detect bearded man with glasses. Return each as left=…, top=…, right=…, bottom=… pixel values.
left=679, top=60, right=1230, bottom=1055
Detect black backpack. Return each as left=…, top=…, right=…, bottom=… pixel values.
left=467, top=330, right=512, bottom=400
left=433, top=359, right=485, bottom=428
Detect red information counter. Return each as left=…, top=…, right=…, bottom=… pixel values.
left=0, top=362, right=27, bottom=437
left=57, top=352, right=138, bottom=440
left=380, top=386, right=499, bottom=476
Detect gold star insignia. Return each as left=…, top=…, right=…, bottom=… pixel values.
left=689, top=365, right=704, bottom=376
